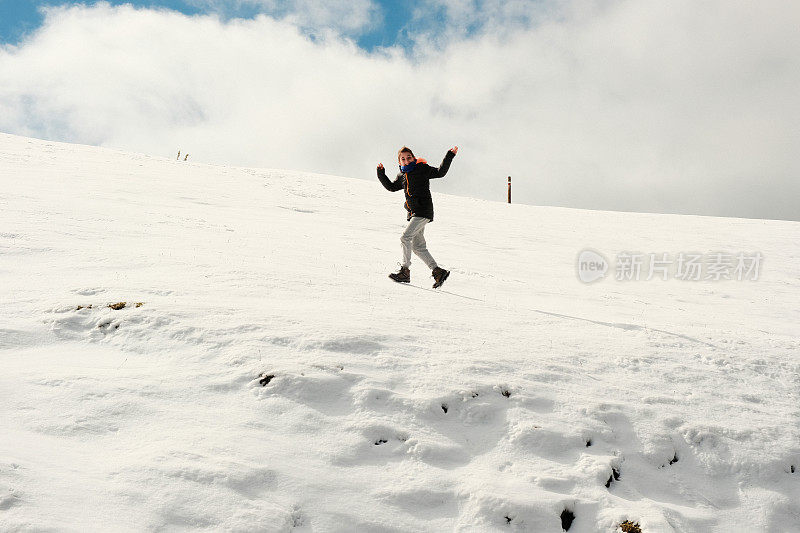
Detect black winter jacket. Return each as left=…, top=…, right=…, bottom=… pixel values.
left=377, top=150, right=455, bottom=222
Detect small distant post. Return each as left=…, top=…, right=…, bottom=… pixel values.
left=507, top=176, right=511, bottom=204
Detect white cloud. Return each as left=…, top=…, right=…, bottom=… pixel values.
left=1, top=0, right=799, bottom=220
left=186, top=0, right=381, bottom=36
left=284, top=0, right=380, bottom=35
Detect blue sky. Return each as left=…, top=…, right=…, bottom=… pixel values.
left=0, top=0, right=421, bottom=51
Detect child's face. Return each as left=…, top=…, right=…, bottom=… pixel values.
left=399, top=152, right=416, bottom=166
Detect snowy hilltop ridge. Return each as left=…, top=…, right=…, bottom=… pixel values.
left=1, top=132, right=798, bottom=532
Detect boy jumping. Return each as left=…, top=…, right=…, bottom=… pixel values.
left=377, top=145, right=458, bottom=288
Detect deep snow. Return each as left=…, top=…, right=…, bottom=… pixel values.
left=1, top=133, right=799, bottom=532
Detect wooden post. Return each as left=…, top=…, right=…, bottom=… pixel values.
left=507, top=176, right=511, bottom=204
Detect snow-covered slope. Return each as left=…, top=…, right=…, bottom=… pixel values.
left=1, top=133, right=798, bottom=532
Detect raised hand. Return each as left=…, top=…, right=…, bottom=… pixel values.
left=377, top=163, right=384, bottom=170
left=449, top=146, right=458, bottom=155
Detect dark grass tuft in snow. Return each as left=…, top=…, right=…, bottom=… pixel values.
left=619, top=520, right=642, bottom=533
left=560, top=508, right=575, bottom=530
left=606, top=467, right=621, bottom=488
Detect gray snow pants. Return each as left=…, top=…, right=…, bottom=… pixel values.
left=401, top=216, right=438, bottom=270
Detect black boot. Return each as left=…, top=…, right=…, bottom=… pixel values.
left=431, top=266, right=450, bottom=288
left=389, top=265, right=410, bottom=283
